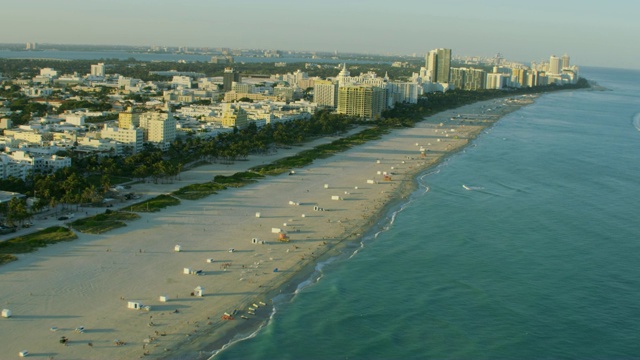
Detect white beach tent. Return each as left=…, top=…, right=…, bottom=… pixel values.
left=127, top=301, right=143, bottom=310
left=1, top=309, right=11, bottom=318
left=194, top=286, right=204, bottom=297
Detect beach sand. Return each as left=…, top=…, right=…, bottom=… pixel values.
left=0, top=96, right=534, bottom=360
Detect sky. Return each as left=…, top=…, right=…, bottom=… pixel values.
left=1, top=0, right=639, bottom=69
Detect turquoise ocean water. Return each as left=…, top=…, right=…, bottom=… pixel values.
left=215, top=67, right=640, bottom=359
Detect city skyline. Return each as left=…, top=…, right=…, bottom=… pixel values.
left=1, top=0, right=638, bottom=70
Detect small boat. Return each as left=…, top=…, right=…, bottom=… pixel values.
left=462, top=185, right=472, bottom=190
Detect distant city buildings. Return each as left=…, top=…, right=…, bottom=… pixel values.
left=0, top=48, right=582, bottom=180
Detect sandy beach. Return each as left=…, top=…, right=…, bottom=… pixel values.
left=0, top=96, right=535, bottom=360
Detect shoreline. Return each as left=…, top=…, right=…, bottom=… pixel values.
left=0, top=95, right=536, bottom=360
left=158, top=95, right=537, bottom=360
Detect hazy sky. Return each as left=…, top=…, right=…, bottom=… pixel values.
left=2, top=0, right=638, bottom=69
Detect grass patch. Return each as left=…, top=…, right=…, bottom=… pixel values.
left=0, top=226, right=77, bottom=256
left=127, top=194, right=180, bottom=212
left=250, top=127, right=387, bottom=175
left=0, top=254, right=17, bottom=265
left=173, top=182, right=227, bottom=200
left=213, top=171, right=265, bottom=187
left=70, top=210, right=140, bottom=234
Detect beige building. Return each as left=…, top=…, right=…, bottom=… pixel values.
left=313, top=80, right=338, bottom=108
left=118, top=108, right=141, bottom=130
left=337, top=85, right=386, bottom=120
left=101, top=125, right=144, bottom=154
left=139, top=111, right=177, bottom=149
left=3, top=129, right=43, bottom=144
left=221, top=104, right=248, bottom=129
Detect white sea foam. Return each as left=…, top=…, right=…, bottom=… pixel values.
left=633, top=112, right=640, bottom=132
left=208, top=305, right=276, bottom=359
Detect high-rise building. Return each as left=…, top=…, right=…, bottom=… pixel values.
left=449, top=68, right=466, bottom=90
left=549, top=55, right=561, bottom=75
left=313, top=80, right=338, bottom=107
left=561, top=54, right=570, bottom=69
left=91, top=63, right=105, bottom=77
left=337, top=84, right=386, bottom=120
left=223, top=68, right=241, bottom=92
left=450, top=67, right=487, bottom=90
left=512, top=68, right=528, bottom=87
left=465, top=68, right=486, bottom=90
left=139, top=111, right=177, bottom=148
left=425, top=48, right=452, bottom=83
left=487, top=73, right=506, bottom=89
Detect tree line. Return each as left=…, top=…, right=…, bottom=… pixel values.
left=0, top=76, right=589, bottom=226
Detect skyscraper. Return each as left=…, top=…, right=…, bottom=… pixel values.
left=425, top=48, right=452, bottom=83
left=561, top=54, right=570, bottom=69
left=223, top=68, right=241, bottom=92
left=549, top=55, right=561, bottom=75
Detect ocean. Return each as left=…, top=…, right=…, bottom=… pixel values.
left=210, top=66, right=640, bottom=360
